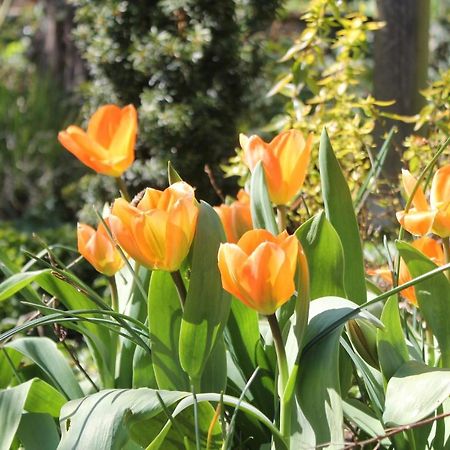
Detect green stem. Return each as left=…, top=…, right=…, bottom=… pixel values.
left=277, top=205, right=288, bottom=233
left=115, top=176, right=131, bottom=202
left=443, top=237, right=450, bottom=282
left=267, top=314, right=290, bottom=443
left=171, top=270, right=187, bottom=311
left=109, top=276, right=119, bottom=313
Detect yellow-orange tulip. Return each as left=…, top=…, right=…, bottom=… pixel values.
left=58, top=104, right=137, bottom=177
left=369, top=236, right=444, bottom=306
left=109, top=181, right=198, bottom=272
left=396, top=166, right=450, bottom=237
left=240, top=129, right=312, bottom=205
left=77, top=220, right=124, bottom=276
left=214, top=190, right=253, bottom=243
left=218, top=229, right=299, bottom=315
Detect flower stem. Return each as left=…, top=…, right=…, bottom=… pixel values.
left=109, top=276, right=119, bottom=312
left=267, top=313, right=290, bottom=443
left=277, top=205, right=288, bottom=233
left=443, top=237, right=450, bottom=282
left=115, top=176, right=131, bottom=202
left=171, top=270, right=187, bottom=311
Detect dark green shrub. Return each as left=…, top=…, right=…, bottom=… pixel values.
left=71, top=0, right=281, bottom=200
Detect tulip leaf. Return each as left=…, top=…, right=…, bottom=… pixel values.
left=296, top=211, right=346, bottom=299
left=16, top=413, right=60, bottom=450
left=376, top=296, right=409, bottom=381
left=179, top=201, right=231, bottom=384
left=397, top=241, right=450, bottom=367
left=250, top=161, right=278, bottom=234
left=226, top=300, right=274, bottom=417
left=383, top=361, right=450, bottom=426
left=0, top=378, right=66, bottom=450
left=167, top=161, right=183, bottom=184
left=5, top=337, right=83, bottom=400
left=148, top=270, right=189, bottom=391
left=0, top=269, right=115, bottom=388
left=116, top=265, right=150, bottom=388
left=318, top=128, right=366, bottom=304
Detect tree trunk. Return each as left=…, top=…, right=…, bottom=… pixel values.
left=374, top=0, right=430, bottom=175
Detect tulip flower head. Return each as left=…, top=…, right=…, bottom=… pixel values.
left=397, top=166, right=450, bottom=237
left=218, top=229, right=299, bottom=315
left=214, top=190, right=253, bottom=243
left=109, top=182, right=198, bottom=272
left=369, top=236, right=444, bottom=306
left=77, top=220, right=124, bottom=276
left=58, top=104, right=137, bottom=177
left=240, top=129, right=312, bottom=205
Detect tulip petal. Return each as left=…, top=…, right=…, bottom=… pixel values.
left=108, top=105, right=137, bottom=171
left=396, top=208, right=436, bottom=236
left=87, top=104, right=122, bottom=148
left=237, top=229, right=277, bottom=255
left=430, top=165, right=450, bottom=208
left=401, top=170, right=429, bottom=212
left=218, top=243, right=249, bottom=302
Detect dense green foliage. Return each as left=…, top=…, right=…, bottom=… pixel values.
left=71, top=0, right=281, bottom=200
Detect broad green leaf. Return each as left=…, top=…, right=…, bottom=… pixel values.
left=200, top=336, right=227, bottom=393
left=148, top=270, right=189, bottom=391
left=116, top=265, right=149, bottom=388
left=383, top=361, right=450, bottom=426
left=0, top=348, right=21, bottom=389
left=343, top=399, right=387, bottom=442
left=341, top=338, right=385, bottom=417
left=179, top=202, right=231, bottom=384
left=132, top=339, right=157, bottom=389
left=17, top=413, right=60, bottom=450
left=397, top=241, right=450, bottom=367
left=377, top=296, right=409, bottom=381
left=318, top=128, right=366, bottom=304
left=167, top=161, right=183, bottom=184
left=226, top=299, right=274, bottom=417
left=0, top=378, right=66, bottom=450
left=0, top=270, right=47, bottom=302
left=250, top=161, right=278, bottom=234
left=59, top=389, right=188, bottom=450
left=296, top=212, right=346, bottom=299
left=0, top=269, right=115, bottom=388
left=293, top=297, right=381, bottom=448
left=5, top=337, right=83, bottom=400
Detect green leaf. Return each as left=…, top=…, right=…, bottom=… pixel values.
left=116, top=265, right=149, bottom=389
left=383, top=361, right=450, bottom=426
left=318, top=128, right=366, bottom=304
left=226, top=300, right=274, bottom=417
left=5, top=337, right=83, bottom=400
left=0, top=269, right=47, bottom=302
left=293, top=297, right=381, bottom=448
left=179, top=202, right=231, bottom=384
left=0, top=348, right=21, bottom=389
left=397, top=241, right=450, bottom=367
left=250, top=161, right=278, bottom=234
left=167, top=161, right=183, bottom=184
left=377, top=296, right=409, bottom=381
left=58, top=389, right=188, bottom=450
left=200, top=335, right=227, bottom=393
left=17, top=413, right=60, bottom=450
left=0, top=378, right=66, bottom=450
left=148, top=270, right=189, bottom=390
left=132, top=339, right=157, bottom=389
left=296, top=212, right=346, bottom=299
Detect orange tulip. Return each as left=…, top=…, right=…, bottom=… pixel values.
left=396, top=166, right=450, bottom=237
left=58, top=104, right=137, bottom=177
left=369, top=237, right=444, bottom=306
left=109, top=181, right=198, bottom=272
left=77, top=220, right=124, bottom=276
left=214, top=190, right=253, bottom=243
left=218, top=229, right=299, bottom=315
left=240, top=129, right=312, bottom=205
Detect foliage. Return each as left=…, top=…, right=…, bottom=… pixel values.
left=1, top=119, right=449, bottom=448
left=404, top=68, right=450, bottom=173
left=223, top=0, right=388, bottom=216
left=70, top=0, right=281, bottom=201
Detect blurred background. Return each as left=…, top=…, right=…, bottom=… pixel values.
left=0, top=0, right=449, bottom=311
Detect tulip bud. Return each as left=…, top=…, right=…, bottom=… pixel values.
left=58, top=104, right=137, bottom=177
left=218, top=229, right=299, bottom=315
left=77, top=220, right=124, bottom=276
